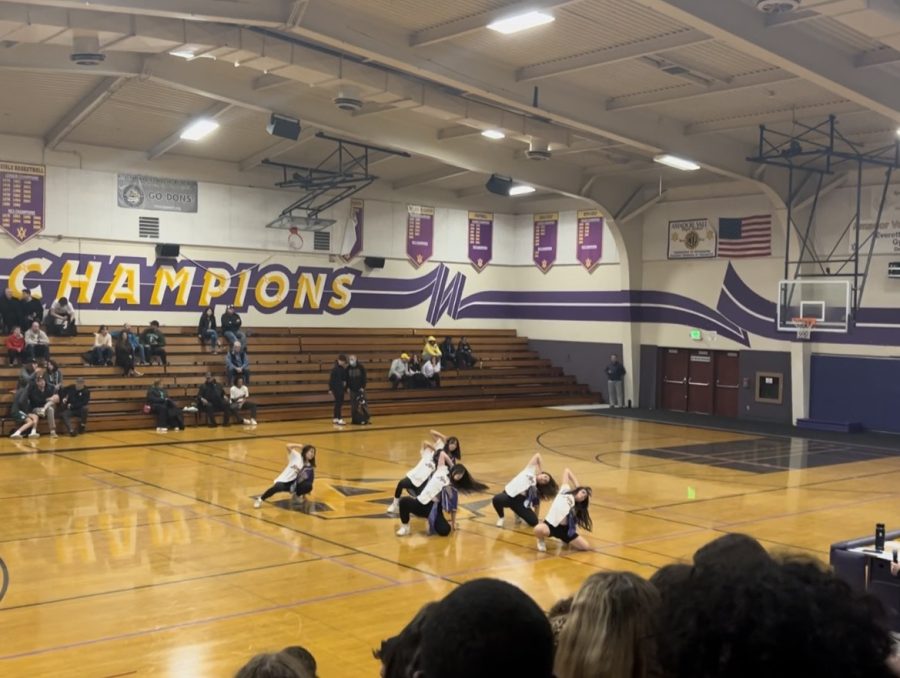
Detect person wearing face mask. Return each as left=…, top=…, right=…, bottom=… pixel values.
left=346, top=354, right=371, bottom=425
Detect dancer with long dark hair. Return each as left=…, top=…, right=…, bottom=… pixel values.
left=492, top=452, right=559, bottom=528
left=387, top=441, right=437, bottom=515
left=254, top=443, right=316, bottom=508
left=534, top=468, right=592, bottom=552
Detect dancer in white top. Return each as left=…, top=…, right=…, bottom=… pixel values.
left=534, top=468, right=593, bottom=552
left=492, top=453, right=559, bottom=528
left=386, top=430, right=461, bottom=514
left=253, top=443, right=316, bottom=508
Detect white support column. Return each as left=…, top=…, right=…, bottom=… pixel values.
left=790, top=340, right=812, bottom=423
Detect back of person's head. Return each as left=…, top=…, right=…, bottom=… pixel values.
left=234, top=651, right=311, bottom=678
left=554, top=571, right=660, bottom=678
left=547, top=596, right=573, bottom=649
left=649, top=563, right=692, bottom=602
left=657, top=553, right=894, bottom=678
left=280, top=646, right=316, bottom=677
left=375, top=602, right=436, bottom=678
left=692, top=532, right=770, bottom=573
left=419, top=578, right=553, bottom=678
left=150, top=320, right=160, bottom=328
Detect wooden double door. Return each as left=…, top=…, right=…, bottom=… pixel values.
left=659, top=348, right=740, bottom=417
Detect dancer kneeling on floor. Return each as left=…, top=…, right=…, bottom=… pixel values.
left=493, top=452, right=559, bottom=528
left=534, top=468, right=592, bottom=552
left=254, top=443, right=316, bottom=508
left=395, top=451, right=486, bottom=537
left=386, top=430, right=461, bottom=515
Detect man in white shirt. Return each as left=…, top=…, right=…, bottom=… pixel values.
left=388, top=352, right=412, bottom=389
left=422, top=355, right=441, bottom=388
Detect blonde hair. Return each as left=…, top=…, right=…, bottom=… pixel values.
left=554, top=571, right=660, bottom=678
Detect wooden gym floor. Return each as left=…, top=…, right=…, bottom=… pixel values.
left=1, top=407, right=899, bottom=676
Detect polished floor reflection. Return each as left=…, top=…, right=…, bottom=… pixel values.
left=1, top=408, right=899, bottom=676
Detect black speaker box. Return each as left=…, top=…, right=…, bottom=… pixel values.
left=364, top=256, right=385, bottom=269
left=266, top=113, right=301, bottom=141
left=156, top=243, right=180, bottom=258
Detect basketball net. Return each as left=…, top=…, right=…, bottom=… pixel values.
left=790, top=317, right=816, bottom=340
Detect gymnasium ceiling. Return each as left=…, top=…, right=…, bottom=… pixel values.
left=0, top=0, right=899, bottom=214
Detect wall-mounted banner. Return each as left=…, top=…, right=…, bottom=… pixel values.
left=1, top=161, right=45, bottom=244
left=668, top=218, right=716, bottom=259
left=851, top=220, right=900, bottom=255
left=341, top=199, right=364, bottom=262
left=407, top=204, right=434, bottom=268
left=117, top=174, right=198, bottom=213
left=467, top=211, right=493, bottom=272
left=576, top=209, right=603, bottom=272
left=533, top=212, right=558, bottom=272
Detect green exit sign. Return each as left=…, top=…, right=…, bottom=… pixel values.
left=690, top=329, right=703, bottom=341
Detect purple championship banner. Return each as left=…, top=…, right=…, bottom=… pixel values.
left=467, top=211, right=493, bottom=272
left=576, top=209, right=603, bottom=272
left=1, top=161, right=45, bottom=244
left=341, top=198, right=364, bottom=262
left=533, top=212, right=558, bottom=272
left=407, top=204, right=434, bottom=268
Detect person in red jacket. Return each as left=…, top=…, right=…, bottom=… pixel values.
left=5, top=325, right=24, bottom=366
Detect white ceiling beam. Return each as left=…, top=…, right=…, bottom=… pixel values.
left=238, top=126, right=316, bottom=171
left=253, top=73, right=292, bottom=91
left=635, top=0, right=900, bottom=123
left=409, top=0, right=580, bottom=48
left=44, top=75, right=130, bottom=149
left=855, top=48, right=900, bottom=68
left=0, top=42, right=143, bottom=75
left=146, top=101, right=233, bottom=160
left=437, top=125, right=483, bottom=140
left=392, top=166, right=468, bottom=190
left=0, top=0, right=293, bottom=27
left=606, top=70, right=795, bottom=111
left=686, top=101, right=864, bottom=134
left=763, top=9, right=822, bottom=27
left=516, top=29, right=710, bottom=82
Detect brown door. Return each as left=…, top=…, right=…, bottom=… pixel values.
left=660, top=348, right=688, bottom=411
left=714, top=351, right=740, bottom=418
left=687, top=350, right=714, bottom=414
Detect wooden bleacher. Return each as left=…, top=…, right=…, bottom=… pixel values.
left=1, top=326, right=597, bottom=432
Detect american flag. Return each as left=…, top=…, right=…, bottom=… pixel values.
left=717, top=215, right=772, bottom=258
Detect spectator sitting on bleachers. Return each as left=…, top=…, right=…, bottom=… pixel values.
left=221, top=305, right=247, bottom=349
left=457, top=336, right=477, bottom=368
left=229, top=375, right=258, bottom=426
left=441, top=336, right=457, bottom=368
left=422, top=354, right=441, bottom=387
left=45, top=359, right=63, bottom=394
left=225, top=340, right=250, bottom=385
left=5, top=325, right=24, bottom=365
left=59, top=377, right=90, bottom=436
left=197, top=372, right=232, bottom=427
left=116, top=323, right=148, bottom=366
left=10, top=374, right=59, bottom=438
left=422, top=335, right=442, bottom=360
left=114, top=329, right=143, bottom=377
left=0, top=288, right=21, bottom=333
left=388, top=352, right=412, bottom=390
left=408, top=353, right=429, bottom=388
left=141, top=321, right=168, bottom=366
left=46, top=297, right=77, bottom=336
left=19, top=288, right=44, bottom=328
left=198, top=306, right=219, bottom=354
left=85, top=325, right=113, bottom=366
left=24, top=320, right=49, bottom=361
left=146, top=378, right=185, bottom=433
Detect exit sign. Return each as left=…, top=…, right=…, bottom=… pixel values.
left=690, top=329, right=703, bottom=340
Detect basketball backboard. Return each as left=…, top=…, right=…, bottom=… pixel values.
left=777, top=279, right=850, bottom=333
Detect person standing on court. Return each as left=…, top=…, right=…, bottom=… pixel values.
left=329, top=354, right=349, bottom=425
left=346, top=354, right=369, bottom=425
left=221, top=305, right=247, bottom=350
left=605, top=353, right=626, bottom=408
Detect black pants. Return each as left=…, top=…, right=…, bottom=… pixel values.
left=25, top=344, right=49, bottom=361
left=389, top=374, right=410, bottom=390
left=61, top=406, right=89, bottom=434
left=492, top=492, right=539, bottom=527
left=394, top=476, right=426, bottom=499
left=151, top=403, right=183, bottom=429
left=260, top=478, right=313, bottom=500
left=399, top=497, right=451, bottom=536
left=332, top=391, right=344, bottom=419
left=201, top=398, right=232, bottom=426
left=148, top=347, right=167, bottom=365
left=230, top=401, right=258, bottom=420
left=7, top=349, right=22, bottom=365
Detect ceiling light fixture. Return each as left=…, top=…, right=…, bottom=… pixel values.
left=169, top=49, right=195, bottom=59
left=508, top=184, right=536, bottom=196
left=487, top=10, right=555, bottom=35
left=481, top=129, right=506, bottom=140
left=653, top=154, right=701, bottom=171
left=180, top=118, right=220, bottom=141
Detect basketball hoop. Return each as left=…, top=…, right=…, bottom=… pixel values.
left=287, top=226, right=304, bottom=250
left=790, top=317, right=817, bottom=340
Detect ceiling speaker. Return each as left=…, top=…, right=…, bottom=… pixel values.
left=266, top=113, right=301, bottom=141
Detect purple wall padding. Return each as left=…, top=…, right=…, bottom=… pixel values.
left=810, top=354, right=900, bottom=433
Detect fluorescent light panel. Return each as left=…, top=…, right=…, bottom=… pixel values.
left=180, top=118, right=220, bottom=141
left=481, top=129, right=506, bottom=140
left=487, top=10, right=555, bottom=35
left=509, top=184, right=536, bottom=196
left=653, top=154, right=701, bottom=171
left=169, top=49, right=196, bottom=59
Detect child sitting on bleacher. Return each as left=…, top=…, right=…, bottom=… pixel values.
left=5, top=325, right=24, bottom=366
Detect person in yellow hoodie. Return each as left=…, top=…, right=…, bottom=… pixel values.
left=422, top=335, right=442, bottom=360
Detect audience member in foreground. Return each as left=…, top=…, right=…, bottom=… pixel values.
left=59, top=376, right=90, bottom=436
left=534, top=467, right=593, bottom=552
left=417, top=578, right=555, bottom=678
left=234, top=651, right=311, bottom=678
left=280, top=647, right=317, bottom=678
left=146, top=378, right=184, bottom=432
left=229, top=375, right=258, bottom=426
left=374, top=602, right=437, bottom=678
left=388, top=352, right=412, bottom=389
left=554, top=571, right=660, bottom=678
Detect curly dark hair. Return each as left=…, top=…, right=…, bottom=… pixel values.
left=535, top=473, right=559, bottom=502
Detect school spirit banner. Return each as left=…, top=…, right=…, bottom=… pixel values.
left=1, top=160, right=45, bottom=244
left=576, top=210, right=603, bottom=272
left=407, top=205, right=434, bottom=268
left=533, top=212, right=558, bottom=272
left=341, top=199, right=364, bottom=262
left=117, top=173, right=198, bottom=213
left=668, top=218, right=716, bottom=259
left=467, top=211, right=493, bottom=272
